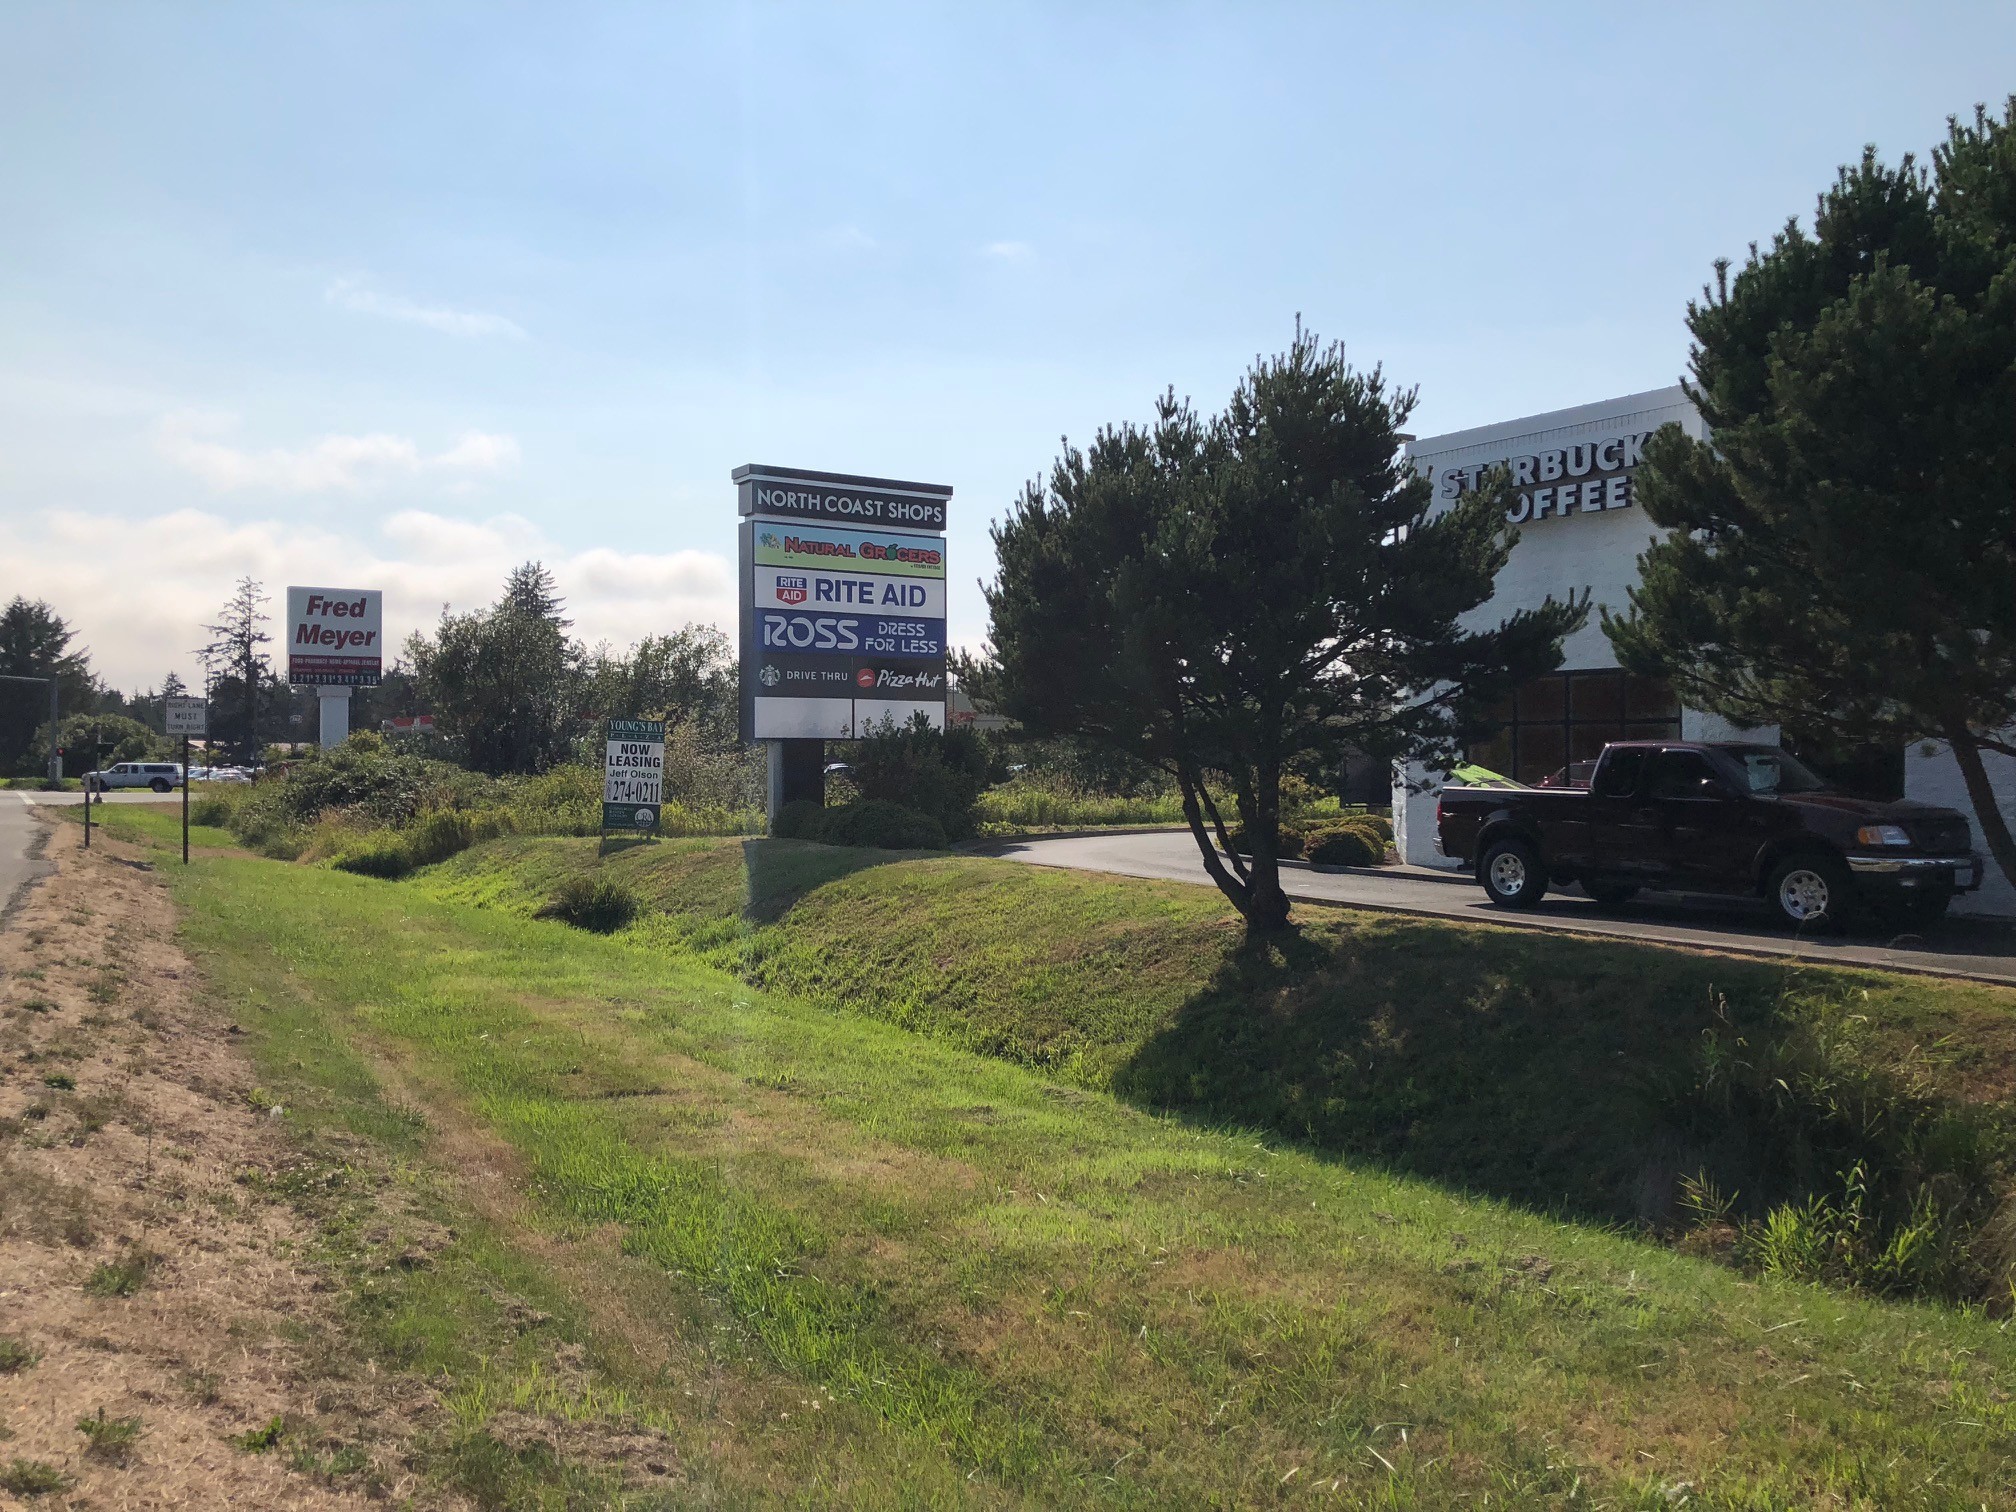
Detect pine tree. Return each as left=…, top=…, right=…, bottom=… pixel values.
left=1606, top=100, right=2016, bottom=893
left=986, top=326, right=1585, bottom=939
left=197, top=577, right=274, bottom=764
left=0, top=597, right=94, bottom=775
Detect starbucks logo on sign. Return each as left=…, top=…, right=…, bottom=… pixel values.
left=759, top=663, right=781, bottom=687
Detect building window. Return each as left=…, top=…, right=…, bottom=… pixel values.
left=1467, top=670, right=1679, bottom=786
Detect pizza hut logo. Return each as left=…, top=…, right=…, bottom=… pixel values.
left=855, top=666, right=876, bottom=688
left=774, top=574, right=809, bottom=606
left=758, top=664, right=781, bottom=688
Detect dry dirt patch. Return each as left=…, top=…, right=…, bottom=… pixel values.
left=0, top=821, right=443, bottom=1508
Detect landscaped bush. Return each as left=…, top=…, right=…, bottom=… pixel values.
left=1306, top=826, right=1383, bottom=867
left=1226, top=825, right=1305, bottom=860
left=814, top=800, right=948, bottom=851
left=537, top=875, right=639, bottom=933
left=770, top=799, right=827, bottom=840
left=847, top=717, right=989, bottom=840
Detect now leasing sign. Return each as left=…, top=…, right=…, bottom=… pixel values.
left=603, top=718, right=665, bottom=832
left=286, top=587, right=384, bottom=686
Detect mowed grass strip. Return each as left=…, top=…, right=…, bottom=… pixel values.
left=149, top=840, right=2016, bottom=1505
left=421, top=836, right=2016, bottom=1228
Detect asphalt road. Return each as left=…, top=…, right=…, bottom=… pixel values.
left=987, top=828, right=2016, bottom=987
left=0, top=793, right=55, bottom=921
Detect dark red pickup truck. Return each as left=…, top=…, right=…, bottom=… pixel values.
left=1436, top=741, right=1983, bottom=929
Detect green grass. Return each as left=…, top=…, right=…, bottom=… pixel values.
left=97, top=817, right=2016, bottom=1504
left=418, top=837, right=2016, bottom=1244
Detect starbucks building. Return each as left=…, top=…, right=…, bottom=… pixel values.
left=1390, top=386, right=2016, bottom=920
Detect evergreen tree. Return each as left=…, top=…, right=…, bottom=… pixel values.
left=1606, top=101, right=2016, bottom=892
left=410, top=561, right=584, bottom=774
left=0, top=597, right=96, bottom=775
left=197, top=577, right=274, bottom=764
left=986, top=326, right=1585, bottom=939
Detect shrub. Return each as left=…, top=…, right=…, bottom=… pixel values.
left=771, top=799, right=828, bottom=840
left=1306, top=826, right=1383, bottom=868
left=330, top=833, right=413, bottom=880
left=847, top=717, right=989, bottom=840
left=189, top=794, right=235, bottom=827
left=1344, top=812, right=1394, bottom=843
left=0, top=1335, right=37, bottom=1373
left=1226, top=825, right=1307, bottom=860
left=769, top=798, right=947, bottom=850
left=538, top=876, right=639, bottom=933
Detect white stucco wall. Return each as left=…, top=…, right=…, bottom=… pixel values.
left=1394, top=388, right=1706, bottom=867
left=1905, top=739, right=2016, bottom=918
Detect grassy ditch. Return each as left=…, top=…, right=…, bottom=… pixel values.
left=74, top=815, right=2016, bottom=1503
left=417, top=835, right=2016, bottom=1308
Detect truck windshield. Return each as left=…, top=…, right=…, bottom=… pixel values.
left=1729, top=746, right=1830, bottom=795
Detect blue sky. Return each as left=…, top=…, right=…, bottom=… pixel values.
left=4, top=2, right=2013, bottom=687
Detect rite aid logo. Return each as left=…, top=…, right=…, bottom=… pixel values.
left=773, top=574, right=809, bottom=606
left=759, top=664, right=782, bottom=688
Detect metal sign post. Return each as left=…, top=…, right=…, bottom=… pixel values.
left=166, top=697, right=208, bottom=866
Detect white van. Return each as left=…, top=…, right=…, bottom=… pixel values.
left=84, top=762, right=184, bottom=793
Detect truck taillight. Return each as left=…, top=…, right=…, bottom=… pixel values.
left=1435, top=795, right=1442, bottom=826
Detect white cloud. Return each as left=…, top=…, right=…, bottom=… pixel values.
left=980, top=240, right=1034, bottom=261
left=155, top=412, right=520, bottom=494
left=324, top=277, right=527, bottom=340
left=0, top=507, right=735, bottom=691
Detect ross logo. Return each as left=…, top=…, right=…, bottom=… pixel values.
left=774, top=574, right=809, bottom=605
left=759, top=663, right=781, bottom=688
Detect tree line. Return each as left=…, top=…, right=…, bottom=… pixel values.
left=0, top=564, right=740, bottom=780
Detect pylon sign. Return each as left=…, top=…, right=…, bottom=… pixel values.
left=734, top=465, right=952, bottom=742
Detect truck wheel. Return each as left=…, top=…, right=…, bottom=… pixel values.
left=150, top=777, right=172, bottom=793
left=1480, top=838, right=1546, bottom=909
left=1766, top=855, right=1851, bottom=931
left=1584, top=881, right=1638, bottom=909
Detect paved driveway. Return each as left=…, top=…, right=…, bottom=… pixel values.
left=986, top=828, right=2016, bottom=987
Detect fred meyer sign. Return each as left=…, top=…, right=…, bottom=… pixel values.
left=1435, top=430, right=1653, bottom=524
left=286, top=587, right=384, bottom=686
left=603, top=718, right=664, bottom=831
left=737, top=466, right=952, bottom=742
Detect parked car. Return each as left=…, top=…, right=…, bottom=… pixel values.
left=1437, top=741, right=1982, bottom=930
left=84, top=761, right=184, bottom=794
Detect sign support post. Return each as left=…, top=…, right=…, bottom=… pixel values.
left=165, top=696, right=208, bottom=866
